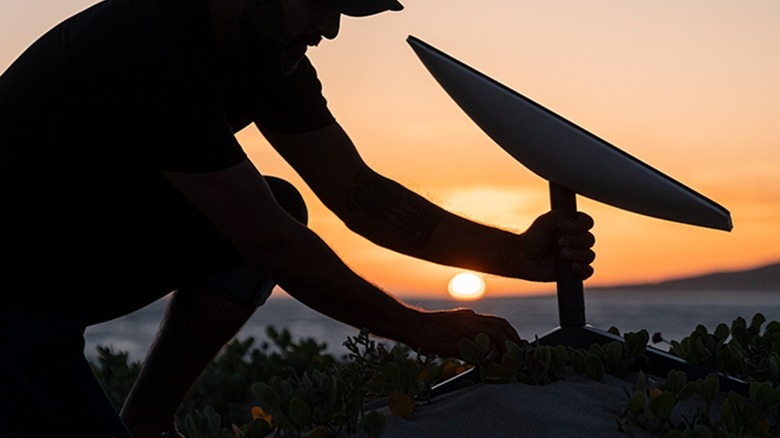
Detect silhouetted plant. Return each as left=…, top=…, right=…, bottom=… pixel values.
left=622, top=313, right=780, bottom=437
left=90, top=313, right=780, bottom=437
left=89, top=346, right=142, bottom=411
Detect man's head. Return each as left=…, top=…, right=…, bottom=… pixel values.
left=238, top=0, right=403, bottom=75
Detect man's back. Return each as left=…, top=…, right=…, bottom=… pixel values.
left=0, top=0, right=234, bottom=306
left=0, top=0, right=332, bottom=216
left=0, top=0, right=334, bottom=305
left=0, top=0, right=215, bottom=192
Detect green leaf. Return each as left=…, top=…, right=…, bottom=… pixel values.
left=721, top=396, right=743, bottom=433
left=750, top=313, right=766, bottom=332
left=635, top=371, right=647, bottom=393
left=700, top=373, right=721, bottom=405
left=552, top=345, right=568, bottom=362
left=678, top=382, right=698, bottom=401
left=538, top=346, right=552, bottom=366
left=361, top=411, right=387, bottom=438
left=475, top=332, right=492, bottom=350
left=279, top=380, right=295, bottom=403
left=649, top=391, right=676, bottom=422
left=317, top=373, right=331, bottom=393
left=505, top=339, right=524, bottom=354
left=203, top=405, right=220, bottom=435
left=664, top=369, right=687, bottom=395
left=570, top=349, right=586, bottom=374
left=184, top=414, right=199, bottom=438
left=629, top=390, right=646, bottom=415
left=588, top=343, right=604, bottom=357
left=750, top=382, right=774, bottom=408
left=459, top=339, right=481, bottom=365
left=605, top=341, right=623, bottom=362
left=288, top=396, right=312, bottom=426
left=382, top=362, right=402, bottom=390
left=714, top=323, right=730, bottom=343
left=585, top=354, right=605, bottom=381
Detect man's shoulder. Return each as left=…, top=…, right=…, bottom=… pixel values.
left=60, top=0, right=213, bottom=62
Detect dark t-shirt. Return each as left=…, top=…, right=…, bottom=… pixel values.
left=0, top=0, right=334, bottom=216
left=0, top=0, right=335, bottom=305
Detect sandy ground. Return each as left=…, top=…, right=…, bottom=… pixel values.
left=350, top=367, right=721, bottom=438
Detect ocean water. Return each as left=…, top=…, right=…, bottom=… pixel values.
left=83, top=289, right=780, bottom=362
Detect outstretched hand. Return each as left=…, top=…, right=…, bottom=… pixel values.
left=516, top=210, right=596, bottom=282
left=411, top=309, right=524, bottom=359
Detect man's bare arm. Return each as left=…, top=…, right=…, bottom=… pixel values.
left=263, top=123, right=595, bottom=282
left=162, top=160, right=425, bottom=346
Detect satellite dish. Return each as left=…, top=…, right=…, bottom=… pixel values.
left=407, top=36, right=732, bottom=231
left=409, top=35, right=745, bottom=395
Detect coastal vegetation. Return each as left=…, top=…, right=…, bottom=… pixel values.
left=91, top=313, right=780, bottom=437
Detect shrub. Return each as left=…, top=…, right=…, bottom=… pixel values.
left=91, top=314, right=780, bottom=437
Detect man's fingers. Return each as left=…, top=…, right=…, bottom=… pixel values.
left=560, top=247, right=595, bottom=263
left=558, top=233, right=595, bottom=249
left=558, top=211, right=594, bottom=231
left=450, top=311, right=524, bottom=355
left=576, top=212, right=595, bottom=230
left=478, top=315, right=524, bottom=352
left=479, top=315, right=520, bottom=342
left=559, top=242, right=595, bottom=279
left=526, top=210, right=563, bottom=233
left=570, top=261, right=595, bottom=279
left=527, top=211, right=594, bottom=246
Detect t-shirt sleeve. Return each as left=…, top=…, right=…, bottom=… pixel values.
left=112, top=53, right=333, bottom=172
left=251, top=57, right=336, bottom=134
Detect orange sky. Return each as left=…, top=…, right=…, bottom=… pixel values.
left=3, top=0, right=779, bottom=299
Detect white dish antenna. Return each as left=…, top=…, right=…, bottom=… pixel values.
left=407, top=36, right=732, bottom=231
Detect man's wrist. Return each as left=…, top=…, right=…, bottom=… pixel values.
left=507, top=232, right=532, bottom=278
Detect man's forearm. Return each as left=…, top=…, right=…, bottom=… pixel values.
left=341, top=167, right=525, bottom=277
left=264, top=124, right=553, bottom=281
left=259, top=218, right=425, bottom=347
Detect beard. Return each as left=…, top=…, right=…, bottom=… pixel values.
left=238, top=0, right=310, bottom=75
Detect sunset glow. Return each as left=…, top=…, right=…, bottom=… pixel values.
left=4, top=0, right=779, bottom=299
left=447, top=272, right=487, bottom=301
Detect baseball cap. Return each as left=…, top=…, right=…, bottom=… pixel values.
left=321, top=0, right=404, bottom=17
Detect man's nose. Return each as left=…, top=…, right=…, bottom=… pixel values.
left=317, top=9, right=340, bottom=40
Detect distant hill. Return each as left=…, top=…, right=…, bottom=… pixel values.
left=591, top=261, right=780, bottom=292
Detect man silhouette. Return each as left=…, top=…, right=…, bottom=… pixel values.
left=0, top=0, right=595, bottom=435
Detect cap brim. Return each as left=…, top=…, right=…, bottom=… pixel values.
left=323, top=0, right=404, bottom=17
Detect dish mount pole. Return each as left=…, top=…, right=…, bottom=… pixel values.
left=540, top=182, right=749, bottom=395
left=549, top=182, right=586, bottom=328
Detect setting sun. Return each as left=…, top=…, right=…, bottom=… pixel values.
left=447, top=272, right=487, bottom=301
